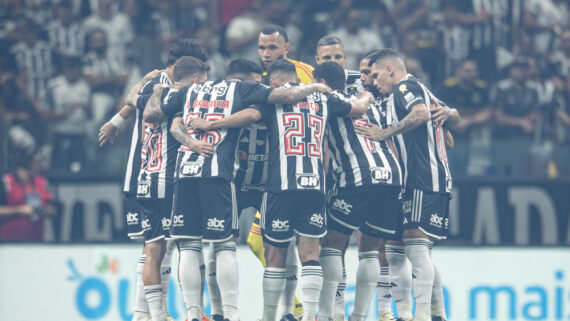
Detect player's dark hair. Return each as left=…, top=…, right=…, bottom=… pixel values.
left=260, top=24, right=288, bottom=43
left=317, top=35, right=343, bottom=48
left=173, top=56, right=210, bottom=81
left=364, top=49, right=381, bottom=60
left=227, top=58, right=262, bottom=79
left=168, top=39, right=208, bottom=66
left=313, top=62, right=345, bottom=91
left=60, top=55, right=83, bottom=70
left=367, top=48, right=402, bottom=66
left=267, top=59, right=296, bottom=79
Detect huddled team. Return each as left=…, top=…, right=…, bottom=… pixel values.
left=99, top=24, right=460, bottom=321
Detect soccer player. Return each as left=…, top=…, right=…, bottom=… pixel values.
left=314, top=35, right=363, bottom=96
left=312, top=62, right=402, bottom=321
left=257, top=24, right=314, bottom=84
left=143, top=67, right=333, bottom=321
left=356, top=49, right=459, bottom=321
left=98, top=39, right=209, bottom=321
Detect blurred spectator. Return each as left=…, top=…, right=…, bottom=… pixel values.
left=547, top=30, right=570, bottom=78
left=83, top=0, right=134, bottom=61
left=10, top=18, right=55, bottom=102
left=47, top=0, right=85, bottom=57
left=44, top=55, right=92, bottom=171
left=387, top=0, right=430, bottom=35
left=225, top=7, right=263, bottom=62
left=0, top=149, right=55, bottom=242
left=330, top=8, right=384, bottom=69
left=439, top=59, right=492, bottom=175
left=149, top=0, right=180, bottom=59
left=523, top=0, right=568, bottom=56
left=23, top=0, right=53, bottom=26
left=490, top=59, right=540, bottom=175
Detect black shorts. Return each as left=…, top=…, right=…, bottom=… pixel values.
left=170, top=178, right=238, bottom=242
left=138, top=197, right=172, bottom=242
left=124, top=193, right=145, bottom=239
left=261, top=191, right=326, bottom=246
left=327, top=184, right=400, bottom=238
left=236, top=188, right=263, bottom=213
left=402, top=188, right=450, bottom=240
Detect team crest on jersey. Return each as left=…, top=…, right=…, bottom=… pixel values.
left=370, top=167, right=392, bottom=182
left=399, top=84, right=408, bottom=93
left=180, top=163, right=202, bottom=177
left=296, top=174, right=320, bottom=188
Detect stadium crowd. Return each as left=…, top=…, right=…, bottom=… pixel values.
left=1, top=0, right=570, bottom=178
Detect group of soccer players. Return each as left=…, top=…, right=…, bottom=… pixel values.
left=99, top=24, right=459, bottom=321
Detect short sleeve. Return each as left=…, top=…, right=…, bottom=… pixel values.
left=393, top=81, right=426, bottom=113
left=251, top=104, right=271, bottom=122
left=161, top=88, right=185, bottom=117
left=136, top=93, right=152, bottom=111
left=327, top=94, right=352, bottom=117
left=237, top=81, right=274, bottom=108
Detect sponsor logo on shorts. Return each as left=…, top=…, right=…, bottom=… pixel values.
left=272, top=219, right=289, bottom=232
left=296, top=174, right=320, bottom=188
left=430, top=213, right=443, bottom=228
left=172, top=215, right=184, bottom=227
left=137, top=183, right=150, bottom=196
left=181, top=163, right=202, bottom=176
left=126, top=212, right=139, bottom=225
left=370, top=167, right=392, bottom=182
left=403, top=200, right=412, bottom=214
left=332, top=199, right=352, bottom=215
left=207, top=218, right=225, bottom=231
left=161, top=217, right=171, bottom=229
left=309, top=213, right=324, bottom=228
left=141, top=219, right=151, bottom=230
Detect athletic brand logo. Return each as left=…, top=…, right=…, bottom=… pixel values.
left=181, top=164, right=202, bottom=176
left=161, top=217, right=171, bottom=229
left=332, top=199, right=352, bottom=215
left=173, top=215, right=184, bottom=226
left=207, top=218, right=225, bottom=231
left=309, top=213, right=324, bottom=228
left=141, top=219, right=150, bottom=230
left=272, top=219, right=289, bottom=231
left=430, top=213, right=443, bottom=228
left=239, top=136, right=249, bottom=143
left=126, top=212, right=139, bottom=224
left=137, top=183, right=150, bottom=195
left=371, top=167, right=392, bottom=182
left=296, top=174, right=320, bottom=188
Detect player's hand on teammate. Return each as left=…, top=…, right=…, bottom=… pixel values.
left=188, top=118, right=212, bottom=131
left=311, top=83, right=332, bottom=94
left=188, top=139, right=214, bottom=157
left=98, top=121, right=120, bottom=147
left=431, top=100, right=453, bottom=127
left=355, top=122, right=389, bottom=141
left=358, top=91, right=375, bottom=104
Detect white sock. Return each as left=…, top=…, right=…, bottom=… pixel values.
left=178, top=241, right=203, bottom=321
left=377, top=266, right=393, bottom=314
left=318, top=248, right=342, bottom=320
left=404, top=239, right=434, bottom=318
left=205, top=243, right=223, bottom=316
left=199, top=248, right=205, bottom=314
left=144, top=285, right=166, bottom=321
left=215, top=241, right=239, bottom=321
left=279, top=241, right=298, bottom=317
left=350, top=251, right=380, bottom=319
left=386, top=245, right=412, bottom=319
left=134, top=255, right=149, bottom=315
left=160, top=241, right=175, bottom=314
left=334, top=267, right=347, bottom=317
left=431, top=256, right=446, bottom=319
left=301, top=263, right=323, bottom=321
left=263, top=267, right=287, bottom=321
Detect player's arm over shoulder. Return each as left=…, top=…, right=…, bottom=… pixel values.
left=328, top=91, right=373, bottom=118
left=143, top=86, right=183, bottom=123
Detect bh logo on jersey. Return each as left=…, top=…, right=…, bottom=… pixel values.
left=207, top=218, right=225, bottom=231
left=272, top=219, right=289, bottom=232
left=309, top=213, right=324, bottom=228
left=332, top=199, right=352, bottom=215
left=371, top=167, right=392, bottom=182
left=137, top=183, right=150, bottom=196
left=172, top=215, right=184, bottom=227
left=296, top=174, right=320, bottom=188
left=181, top=164, right=202, bottom=177
left=126, top=212, right=139, bottom=225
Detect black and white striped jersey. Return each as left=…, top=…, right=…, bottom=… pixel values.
left=10, top=40, right=54, bottom=100
left=328, top=92, right=402, bottom=188
left=233, top=123, right=269, bottom=192
left=123, top=72, right=173, bottom=195
left=345, top=69, right=364, bottom=97
left=256, top=83, right=352, bottom=193
left=160, top=80, right=274, bottom=181
left=47, top=21, right=85, bottom=56
left=391, top=74, right=452, bottom=194
left=136, top=88, right=180, bottom=200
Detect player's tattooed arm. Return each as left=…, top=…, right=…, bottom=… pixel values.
left=267, top=83, right=332, bottom=104
left=170, top=117, right=214, bottom=157
left=355, top=104, right=430, bottom=141
left=189, top=108, right=262, bottom=131
left=143, top=84, right=168, bottom=123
